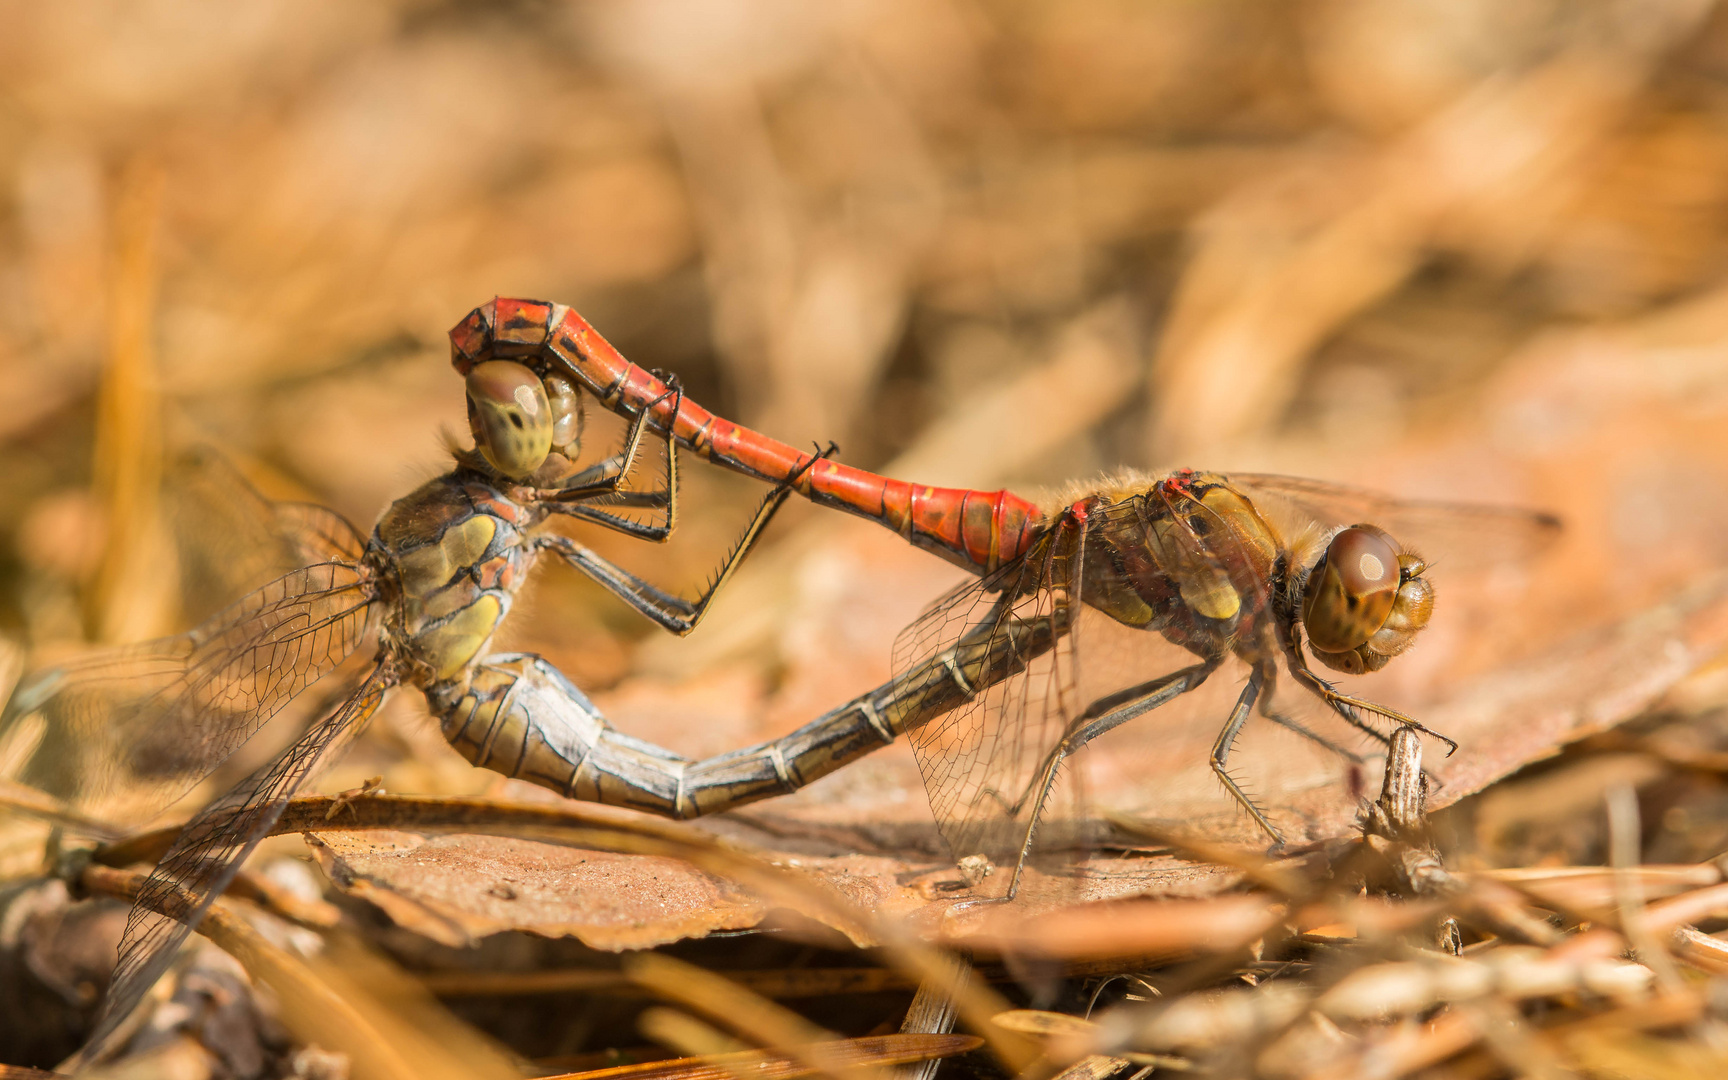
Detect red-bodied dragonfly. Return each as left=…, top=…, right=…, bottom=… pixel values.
left=452, top=298, right=1561, bottom=897
left=1, top=360, right=831, bottom=1060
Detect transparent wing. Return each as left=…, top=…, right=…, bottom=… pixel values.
left=1225, top=472, right=1561, bottom=571
left=1150, top=480, right=1279, bottom=651
left=892, top=486, right=1369, bottom=874
left=892, top=518, right=1087, bottom=896
left=163, top=448, right=367, bottom=625
left=0, top=561, right=378, bottom=821
left=81, top=664, right=393, bottom=1060
left=270, top=501, right=368, bottom=565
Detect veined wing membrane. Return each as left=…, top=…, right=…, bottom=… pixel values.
left=893, top=484, right=1390, bottom=881
left=163, top=449, right=368, bottom=625
left=271, top=502, right=368, bottom=564
left=892, top=518, right=1086, bottom=896
left=1, top=561, right=376, bottom=822
left=1225, top=473, right=1562, bottom=572
left=79, top=662, right=394, bottom=1063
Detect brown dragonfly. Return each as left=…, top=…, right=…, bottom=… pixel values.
left=449, top=299, right=1562, bottom=897
left=1, top=359, right=830, bottom=1057
left=3, top=297, right=1553, bottom=1057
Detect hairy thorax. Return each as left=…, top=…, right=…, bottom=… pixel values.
left=368, top=472, right=539, bottom=690
left=1077, top=470, right=1284, bottom=660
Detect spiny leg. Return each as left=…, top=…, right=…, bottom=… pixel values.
left=999, top=657, right=1223, bottom=900
left=548, top=381, right=684, bottom=540
left=1326, top=687, right=1457, bottom=755
left=1208, top=664, right=1283, bottom=845
left=1264, top=583, right=1459, bottom=756
left=1257, top=675, right=1366, bottom=765
left=1284, top=648, right=1457, bottom=755
left=1261, top=708, right=1366, bottom=764
left=537, top=444, right=838, bottom=636
left=565, top=380, right=678, bottom=496
left=1264, top=642, right=1458, bottom=797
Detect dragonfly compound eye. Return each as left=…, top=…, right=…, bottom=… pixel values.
left=466, top=361, right=553, bottom=479
left=1369, top=555, right=1434, bottom=658
left=1303, top=524, right=1408, bottom=673
left=543, top=372, right=583, bottom=452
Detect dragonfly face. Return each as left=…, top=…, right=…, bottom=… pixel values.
left=464, top=360, right=586, bottom=480
left=1300, top=524, right=1435, bottom=675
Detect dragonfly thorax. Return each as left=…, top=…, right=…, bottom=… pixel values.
left=371, top=473, right=537, bottom=690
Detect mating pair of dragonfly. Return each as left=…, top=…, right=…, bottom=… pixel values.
left=2, top=297, right=1557, bottom=1053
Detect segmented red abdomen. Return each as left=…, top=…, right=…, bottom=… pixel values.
left=450, top=298, right=1046, bottom=574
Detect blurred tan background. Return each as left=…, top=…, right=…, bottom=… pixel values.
left=12, top=6, right=1728, bottom=1072
left=6, top=0, right=1728, bottom=798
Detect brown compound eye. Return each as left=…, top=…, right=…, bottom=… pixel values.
left=543, top=372, right=582, bottom=451
left=1302, top=525, right=1401, bottom=655
left=1304, top=526, right=1435, bottom=675
left=466, top=361, right=552, bottom=479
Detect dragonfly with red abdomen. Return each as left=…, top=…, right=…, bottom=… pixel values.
left=2, top=297, right=1555, bottom=1060
left=453, top=297, right=1042, bottom=578
left=452, top=298, right=1561, bottom=896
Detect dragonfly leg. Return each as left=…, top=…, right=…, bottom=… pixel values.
left=1260, top=708, right=1367, bottom=764
left=537, top=444, right=836, bottom=636
left=1326, top=689, right=1457, bottom=755
left=1000, top=657, right=1223, bottom=899
left=545, top=449, right=646, bottom=504
left=1208, top=664, right=1284, bottom=845
left=534, top=378, right=680, bottom=512
left=1269, top=606, right=1449, bottom=752
left=1283, top=647, right=1458, bottom=755
left=1257, top=676, right=1368, bottom=764
left=1260, top=668, right=1455, bottom=803
left=550, top=383, right=679, bottom=498
left=543, top=382, right=682, bottom=541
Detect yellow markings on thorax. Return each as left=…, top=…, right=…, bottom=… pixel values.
left=1163, top=482, right=1281, bottom=623
left=1146, top=511, right=1240, bottom=622
left=1180, top=573, right=1240, bottom=621
left=1100, top=588, right=1159, bottom=627
left=1198, top=484, right=1277, bottom=569
left=418, top=594, right=503, bottom=680
left=397, top=515, right=498, bottom=599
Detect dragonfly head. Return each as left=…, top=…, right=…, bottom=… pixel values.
left=1301, top=524, right=1434, bottom=675
left=465, top=362, right=584, bottom=479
